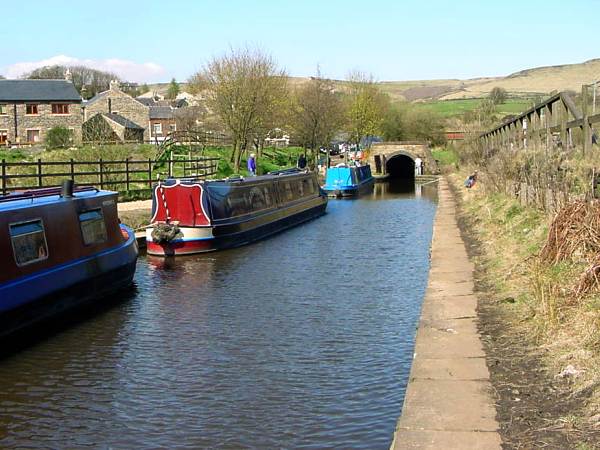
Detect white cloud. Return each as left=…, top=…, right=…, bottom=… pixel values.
left=2, top=55, right=167, bottom=83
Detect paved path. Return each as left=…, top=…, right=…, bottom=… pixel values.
left=117, top=199, right=152, bottom=213
left=391, top=178, right=501, bottom=449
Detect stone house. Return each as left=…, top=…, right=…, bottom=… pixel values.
left=149, top=106, right=176, bottom=142
left=84, top=81, right=150, bottom=142
left=82, top=113, right=145, bottom=143
left=0, top=79, right=83, bottom=145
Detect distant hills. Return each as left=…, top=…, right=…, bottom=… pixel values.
left=146, top=58, right=600, bottom=104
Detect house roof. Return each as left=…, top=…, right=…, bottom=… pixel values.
left=86, top=88, right=148, bottom=108
left=0, top=79, right=81, bottom=102
left=104, top=113, right=144, bottom=130
left=136, top=97, right=156, bottom=106
left=149, top=106, right=174, bottom=119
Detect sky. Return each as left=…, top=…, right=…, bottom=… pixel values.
left=3, top=0, right=599, bottom=83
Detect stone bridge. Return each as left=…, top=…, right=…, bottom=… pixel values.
left=367, top=141, right=438, bottom=179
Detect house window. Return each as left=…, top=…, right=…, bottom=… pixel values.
left=153, top=123, right=162, bottom=136
left=79, top=209, right=107, bottom=245
left=26, top=104, right=39, bottom=115
left=0, top=130, right=7, bottom=145
left=51, top=104, right=69, bottom=114
left=10, top=219, right=49, bottom=266
left=0, top=104, right=7, bottom=115
left=26, top=129, right=40, bottom=143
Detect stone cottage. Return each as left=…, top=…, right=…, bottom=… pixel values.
left=84, top=81, right=150, bottom=142
left=0, top=79, right=83, bottom=145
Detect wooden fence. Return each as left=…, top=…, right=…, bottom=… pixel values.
left=479, top=85, right=600, bottom=154
left=0, top=156, right=219, bottom=196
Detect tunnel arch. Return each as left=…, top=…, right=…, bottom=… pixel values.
left=385, top=152, right=415, bottom=180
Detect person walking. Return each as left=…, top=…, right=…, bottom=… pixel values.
left=247, top=153, right=257, bottom=176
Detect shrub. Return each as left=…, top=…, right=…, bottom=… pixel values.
left=45, top=126, right=73, bottom=149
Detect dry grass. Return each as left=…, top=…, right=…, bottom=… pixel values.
left=453, top=173, right=600, bottom=424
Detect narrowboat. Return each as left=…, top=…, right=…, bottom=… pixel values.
left=322, top=164, right=375, bottom=197
left=146, top=168, right=327, bottom=256
left=0, top=181, right=138, bottom=339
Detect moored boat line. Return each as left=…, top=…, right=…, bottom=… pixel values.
left=322, top=164, right=375, bottom=198
left=0, top=181, right=138, bottom=339
left=146, top=168, right=328, bottom=256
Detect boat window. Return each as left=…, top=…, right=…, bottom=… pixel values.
left=79, top=208, right=107, bottom=245
left=10, top=219, right=49, bottom=266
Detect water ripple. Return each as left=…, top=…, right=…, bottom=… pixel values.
left=0, top=183, right=437, bottom=449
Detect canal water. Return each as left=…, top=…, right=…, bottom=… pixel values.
left=0, top=182, right=437, bottom=449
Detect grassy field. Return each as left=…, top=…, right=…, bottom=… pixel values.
left=416, top=98, right=534, bottom=118
left=432, top=147, right=459, bottom=167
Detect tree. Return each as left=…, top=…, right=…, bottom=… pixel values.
left=291, top=68, right=343, bottom=160
left=166, top=78, right=180, bottom=100
left=381, top=104, right=407, bottom=141
left=24, top=65, right=120, bottom=98
left=345, top=71, right=389, bottom=148
left=46, top=126, right=74, bottom=149
left=189, top=47, right=288, bottom=172
left=489, top=87, right=507, bottom=105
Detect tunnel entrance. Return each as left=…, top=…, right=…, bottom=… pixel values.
left=385, top=154, right=415, bottom=181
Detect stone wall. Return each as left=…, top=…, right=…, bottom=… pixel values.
left=0, top=102, right=83, bottom=144
left=84, top=85, right=150, bottom=141
left=368, top=141, right=438, bottom=175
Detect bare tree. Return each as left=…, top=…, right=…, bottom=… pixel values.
left=188, top=47, right=288, bottom=172
left=345, top=71, right=389, bottom=148
left=24, top=65, right=120, bottom=98
left=291, top=68, right=344, bottom=162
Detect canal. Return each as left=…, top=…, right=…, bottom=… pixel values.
left=0, top=182, right=437, bottom=449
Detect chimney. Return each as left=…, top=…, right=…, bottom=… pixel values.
left=109, top=80, right=120, bottom=91
left=65, top=68, right=72, bottom=82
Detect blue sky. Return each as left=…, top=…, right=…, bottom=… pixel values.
left=2, top=0, right=598, bottom=82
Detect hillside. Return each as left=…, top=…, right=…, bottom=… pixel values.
left=146, top=58, right=598, bottom=103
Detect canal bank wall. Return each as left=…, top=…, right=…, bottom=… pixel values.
left=391, top=178, right=501, bottom=449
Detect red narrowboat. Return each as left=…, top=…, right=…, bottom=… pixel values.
left=146, top=169, right=328, bottom=256
left=0, top=181, right=138, bottom=339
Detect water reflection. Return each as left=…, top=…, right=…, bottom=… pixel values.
left=0, top=182, right=437, bottom=449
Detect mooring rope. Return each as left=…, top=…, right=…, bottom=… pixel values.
left=158, top=181, right=171, bottom=223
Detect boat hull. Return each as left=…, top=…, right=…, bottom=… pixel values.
left=323, top=177, right=375, bottom=198
left=0, top=227, right=138, bottom=339
left=147, top=200, right=327, bottom=256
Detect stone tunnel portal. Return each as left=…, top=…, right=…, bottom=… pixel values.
left=385, top=154, right=415, bottom=180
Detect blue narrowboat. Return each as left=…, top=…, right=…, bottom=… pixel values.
left=322, top=164, right=375, bottom=198
left=0, top=182, right=138, bottom=339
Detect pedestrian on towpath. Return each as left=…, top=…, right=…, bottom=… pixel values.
left=247, top=153, right=257, bottom=176
left=297, top=153, right=307, bottom=169
left=414, top=157, right=423, bottom=176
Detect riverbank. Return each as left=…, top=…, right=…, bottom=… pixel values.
left=449, top=173, right=600, bottom=448
left=392, top=178, right=501, bottom=449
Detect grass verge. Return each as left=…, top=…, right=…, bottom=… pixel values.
left=449, top=173, right=599, bottom=447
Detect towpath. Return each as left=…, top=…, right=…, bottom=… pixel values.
left=391, top=178, right=501, bottom=449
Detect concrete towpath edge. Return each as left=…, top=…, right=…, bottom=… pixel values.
left=390, top=177, right=502, bottom=450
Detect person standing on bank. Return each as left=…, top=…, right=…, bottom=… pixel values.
left=297, top=153, right=307, bottom=170
left=247, top=153, right=257, bottom=176
left=414, top=157, right=423, bottom=176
